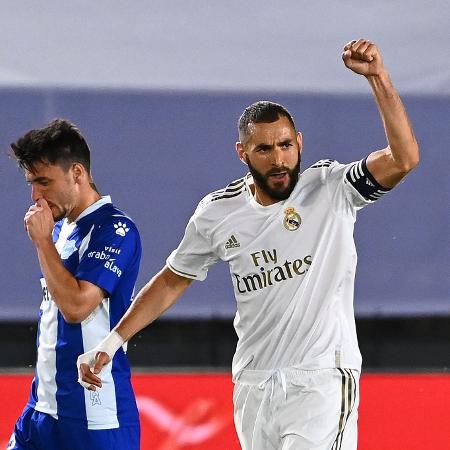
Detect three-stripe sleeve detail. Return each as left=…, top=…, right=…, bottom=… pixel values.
left=210, top=178, right=246, bottom=202
left=310, top=159, right=335, bottom=169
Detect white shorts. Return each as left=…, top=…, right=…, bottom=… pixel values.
left=233, top=367, right=359, bottom=450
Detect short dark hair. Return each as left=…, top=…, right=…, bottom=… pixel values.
left=238, top=101, right=296, bottom=141
left=11, top=119, right=91, bottom=174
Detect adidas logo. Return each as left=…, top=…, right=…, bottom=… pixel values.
left=225, top=235, right=240, bottom=249
left=365, top=178, right=375, bottom=187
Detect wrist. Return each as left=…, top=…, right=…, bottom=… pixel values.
left=34, top=236, right=55, bottom=250
left=97, top=330, right=125, bottom=359
left=366, top=69, right=391, bottom=86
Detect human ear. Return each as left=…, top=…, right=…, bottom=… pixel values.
left=236, top=142, right=248, bottom=165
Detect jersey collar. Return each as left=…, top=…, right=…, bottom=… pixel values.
left=244, top=173, right=302, bottom=211
left=74, top=195, right=112, bottom=223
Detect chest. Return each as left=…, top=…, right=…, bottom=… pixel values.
left=211, top=192, right=332, bottom=275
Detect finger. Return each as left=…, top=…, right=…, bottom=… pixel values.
left=36, top=198, right=50, bottom=209
left=351, top=39, right=376, bottom=62
left=342, top=49, right=352, bottom=61
left=78, top=378, right=95, bottom=390
left=93, top=352, right=110, bottom=374
left=78, top=365, right=102, bottom=389
left=362, top=42, right=377, bottom=61
left=343, top=39, right=357, bottom=51
left=357, top=41, right=375, bottom=62
left=351, top=38, right=368, bottom=53
left=78, top=367, right=101, bottom=389
left=79, top=363, right=102, bottom=382
left=26, top=205, right=41, bottom=215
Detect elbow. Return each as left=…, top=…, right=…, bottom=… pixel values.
left=61, top=308, right=91, bottom=324
left=397, top=145, right=420, bottom=174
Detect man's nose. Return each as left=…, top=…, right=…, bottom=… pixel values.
left=31, top=184, right=41, bottom=202
left=272, top=148, right=285, bottom=166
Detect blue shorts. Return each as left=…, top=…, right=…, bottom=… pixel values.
left=7, top=405, right=140, bottom=450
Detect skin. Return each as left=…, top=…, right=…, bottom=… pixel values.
left=25, top=160, right=106, bottom=323
left=342, top=39, right=419, bottom=186
left=236, top=116, right=303, bottom=206
left=79, top=38, right=419, bottom=390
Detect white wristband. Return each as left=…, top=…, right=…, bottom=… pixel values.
left=97, top=330, right=125, bottom=359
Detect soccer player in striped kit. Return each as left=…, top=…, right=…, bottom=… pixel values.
left=8, top=120, right=141, bottom=450
left=78, top=39, right=419, bottom=449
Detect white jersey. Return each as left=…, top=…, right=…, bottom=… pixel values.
left=167, top=159, right=390, bottom=379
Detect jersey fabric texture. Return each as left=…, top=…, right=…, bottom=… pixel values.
left=26, top=196, right=141, bottom=430
left=167, top=159, right=390, bottom=379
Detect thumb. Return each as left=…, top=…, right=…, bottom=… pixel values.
left=93, top=351, right=110, bottom=374
left=36, top=198, right=50, bottom=210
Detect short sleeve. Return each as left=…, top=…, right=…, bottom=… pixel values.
left=322, top=159, right=392, bottom=214
left=343, top=158, right=392, bottom=204
left=76, top=219, right=141, bottom=296
left=166, top=213, right=219, bottom=281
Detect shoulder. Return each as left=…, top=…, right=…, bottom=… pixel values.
left=301, top=159, right=345, bottom=184
left=92, top=204, right=140, bottom=241
left=308, top=159, right=337, bottom=170
left=195, top=176, right=248, bottom=215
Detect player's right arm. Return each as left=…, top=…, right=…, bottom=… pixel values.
left=78, top=265, right=192, bottom=390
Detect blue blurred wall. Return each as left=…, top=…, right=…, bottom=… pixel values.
left=1, top=88, right=448, bottom=320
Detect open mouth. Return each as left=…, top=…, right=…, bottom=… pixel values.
left=268, top=171, right=288, bottom=181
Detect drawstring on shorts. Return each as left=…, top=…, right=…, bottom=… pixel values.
left=258, top=369, right=288, bottom=401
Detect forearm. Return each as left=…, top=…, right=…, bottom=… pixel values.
left=367, top=70, right=419, bottom=171
left=114, top=266, right=192, bottom=342
left=35, top=239, right=96, bottom=321
left=36, top=239, right=81, bottom=306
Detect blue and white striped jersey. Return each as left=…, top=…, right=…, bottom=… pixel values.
left=27, top=196, right=141, bottom=430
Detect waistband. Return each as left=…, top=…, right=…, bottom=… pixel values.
left=237, top=367, right=359, bottom=385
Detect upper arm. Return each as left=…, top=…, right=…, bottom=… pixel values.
left=76, top=219, right=141, bottom=296
left=161, top=265, right=193, bottom=293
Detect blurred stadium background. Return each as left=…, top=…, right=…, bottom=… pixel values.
left=1, top=1, right=449, bottom=448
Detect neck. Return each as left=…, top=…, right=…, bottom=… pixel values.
left=252, top=184, right=279, bottom=206
left=67, top=189, right=102, bottom=222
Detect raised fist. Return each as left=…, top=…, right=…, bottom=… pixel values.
left=342, top=39, right=385, bottom=77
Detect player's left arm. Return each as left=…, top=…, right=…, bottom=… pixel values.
left=342, top=39, right=420, bottom=188
left=25, top=198, right=106, bottom=323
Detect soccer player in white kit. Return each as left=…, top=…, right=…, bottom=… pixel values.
left=78, top=39, right=420, bottom=449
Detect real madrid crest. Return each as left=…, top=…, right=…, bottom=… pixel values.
left=283, top=207, right=301, bottom=231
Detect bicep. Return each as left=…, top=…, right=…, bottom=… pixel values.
left=160, top=265, right=193, bottom=296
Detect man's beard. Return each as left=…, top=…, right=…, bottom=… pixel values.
left=246, top=156, right=301, bottom=202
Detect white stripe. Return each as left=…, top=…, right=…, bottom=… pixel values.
left=81, top=298, right=120, bottom=429
left=35, top=220, right=75, bottom=418
left=356, top=161, right=364, bottom=178
left=35, top=282, right=59, bottom=418
left=79, top=229, right=120, bottom=429
left=349, top=166, right=357, bottom=183
left=78, top=225, right=95, bottom=259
